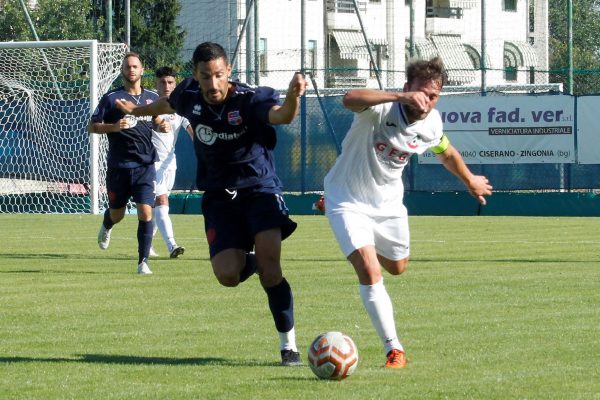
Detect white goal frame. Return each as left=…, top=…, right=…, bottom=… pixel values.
left=0, top=40, right=127, bottom=214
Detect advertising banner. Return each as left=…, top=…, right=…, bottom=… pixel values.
left=575, top=96, right=600, bottom=164
left=418, top=95, right=575, bottom=164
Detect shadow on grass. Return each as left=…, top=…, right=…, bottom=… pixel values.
left=285, top=256, right=582, bottom=263
left=0, top=253, right=211, bottom=262
left=0, top=354, right=284, bottom=367
left=0, top=253, right=132, bottom=261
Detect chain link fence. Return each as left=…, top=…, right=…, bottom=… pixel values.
left=126, top=0, right=600, bottom=195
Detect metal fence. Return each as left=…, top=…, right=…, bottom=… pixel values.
left=161, top=68, right=600, bottom=194
left=130, top=0, right=600, bottom=193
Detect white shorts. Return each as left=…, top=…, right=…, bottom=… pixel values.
left=155, top=168, right=175, bottom=197
left=326, top=209, right=410, bottom=261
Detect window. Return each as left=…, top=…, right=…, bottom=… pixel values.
left=504, top=67, right=517, bottom=81
left=529, top=0, right=535, bottom=32
left=504, top=0, right=517, bottom=11
left=307, top=40, right=317, bottom=76
left=259, top=38, right=267, bottom=77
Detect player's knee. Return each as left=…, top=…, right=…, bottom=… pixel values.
left=111, top=214, right=124, bottom=224
left=386, top=258, right=409, bottom=275
left=212, top=262, right=242, bottom=287
left=255, top=258, right=283, bottom=287
left=216, top=274, right=240, bottom=287
left=259, top=270, right=282, bottom=288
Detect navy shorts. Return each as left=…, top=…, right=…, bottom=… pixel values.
left=201, top=189, right=297, bottom=258
left=106, top=165, right=156, bottom=209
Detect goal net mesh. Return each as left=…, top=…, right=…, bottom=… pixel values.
left=0, top=41, right=127, bottom=213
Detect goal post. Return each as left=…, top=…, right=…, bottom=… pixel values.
left=0, top=40, right=127, bottom=214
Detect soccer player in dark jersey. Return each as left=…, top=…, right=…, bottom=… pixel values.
left=88, top=52, right=159, bottom=275
left=115, top=42, right=307, bottom=365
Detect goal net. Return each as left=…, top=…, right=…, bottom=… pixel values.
left=0, top=40, right=127, bottom=214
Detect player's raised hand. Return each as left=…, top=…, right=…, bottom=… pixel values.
left=467, top=175, right=493, bottom=205
left=398, top=91, right=430, bottom=114
left=115, top=98, right=136, bottom=114
left=116, top=118, right=131, bottom=131
left=156, top=118, right=171, bottom=133
left=288, top=72, right=308, bottom=98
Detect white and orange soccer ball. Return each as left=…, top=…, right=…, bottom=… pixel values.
left=308, top=331, right=359, bottom=380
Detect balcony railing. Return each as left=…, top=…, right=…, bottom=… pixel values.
left=326, top=0, right=367, bottom=14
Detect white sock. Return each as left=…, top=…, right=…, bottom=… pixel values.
left=151, top=219, right=158, bottom=238
left=154, top=205, right=176, bottom=250
left=278, top=327, right=297, bottom=352
left=359, top=278, right=403, bottom=354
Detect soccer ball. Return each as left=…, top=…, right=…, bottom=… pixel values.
left=308, top=331, right=358, bottom=380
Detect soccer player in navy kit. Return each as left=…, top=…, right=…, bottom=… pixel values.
left=88, top=52, right=159, bottom=275
left=116, top=42, right=307, bottom=365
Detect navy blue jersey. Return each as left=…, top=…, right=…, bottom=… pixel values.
left=168, top=78, right=282, bottom=192
left=91, top=87, right=159, bottom=168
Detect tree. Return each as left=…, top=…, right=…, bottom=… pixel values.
left=1, top=0, right=185, bottom=72
left=0, top=0, right=101, bottom=42
left=548, top=0, right=600, bottom=94
left=35, top=0, right=99, bottom=40
left=93, top=0, right=186, bottom=70
left=0, top=1, right=36, bottom=41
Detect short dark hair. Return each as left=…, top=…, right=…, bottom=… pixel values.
left=192, top=42, right=228, bottom=67
left=406, top=56, right=447, bottom=87
left=155, top=66, right=176, bottom=78
left=123, top=52, right=143, bottom=67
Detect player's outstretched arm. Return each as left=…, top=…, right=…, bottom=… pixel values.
left=436, top=144, right=493, bottom=205
left=268, top=72, right=307, bottom=125
left=115, top=97, right=174, bottom=117
left=343, top=89, right=430, bottom=113
left=88, top=119, right=129, bottom=134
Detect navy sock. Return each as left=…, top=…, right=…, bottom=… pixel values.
left=239, top=252, right=257, bottom=282
left=102, top=209, right=114, bottom=229
left=264, top=278, right=294, bottom=333
left=137, top=220, right=153, bottom=264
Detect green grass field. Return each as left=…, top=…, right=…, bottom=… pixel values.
left=1, top=214, right=599, bottom=399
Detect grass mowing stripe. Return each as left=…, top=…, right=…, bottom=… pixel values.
left=0, top=214, right=598, bottom=399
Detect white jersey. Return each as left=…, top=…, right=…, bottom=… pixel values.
left=152, top=113, right=190, bottom=172
left=324, top=102, right=444, bottom=217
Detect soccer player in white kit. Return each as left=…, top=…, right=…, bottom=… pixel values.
left=324, top=57, right=493, bottom=368
left=150, top=66, right=194, bottom=258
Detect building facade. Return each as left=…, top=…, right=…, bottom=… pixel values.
left=178, top=0, right=548, bottom=89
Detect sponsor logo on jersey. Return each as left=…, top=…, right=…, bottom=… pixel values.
left=227, top=110, right=243, bottom=126
left=124, top=114, right=138, bottom=128
left=193, top=104, right=202, bottom=115
left=124, top=114, right=153, bottom=128
left=385, top=121, right=397, bottom=127
left=146, top=99, right=153, bottom=104
left=374, top=141, right=410, bottom=168
left=195, top=123, right=245, bottom=145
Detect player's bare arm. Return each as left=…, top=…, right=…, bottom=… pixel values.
left=343, top=89, right=431, bottom=113
left=268, top=72, right=307, bottom=125
left=115, top=96, right=174, bottom=117
left=185, top=124, right=194, bottom=140
left=88, top=119, right=129, bottom=134
left=436, top=144, right=493, bottom=205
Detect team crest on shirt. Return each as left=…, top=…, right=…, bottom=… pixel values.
left=227, top=111, right=242, bottom=125
left=407, top=137, right=419, bottom=149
